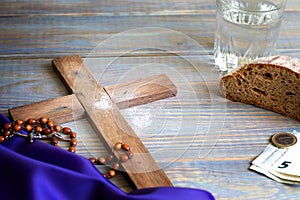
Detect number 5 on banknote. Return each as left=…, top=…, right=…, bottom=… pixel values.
left=278, top=161, right=292, bottom=169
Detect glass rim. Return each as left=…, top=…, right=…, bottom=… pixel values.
left=217, top=0, right=287, bottom=13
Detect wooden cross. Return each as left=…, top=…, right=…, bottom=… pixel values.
left=8, top=55, right=177, bottom=189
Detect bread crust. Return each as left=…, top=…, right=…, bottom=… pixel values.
left=220, top=56, right=300, bottom=122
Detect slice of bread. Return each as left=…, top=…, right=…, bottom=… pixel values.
left=220, top=55, right=300, bottom=122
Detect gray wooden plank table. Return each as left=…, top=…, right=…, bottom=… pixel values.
left=0, top=1, right=300, bottom=199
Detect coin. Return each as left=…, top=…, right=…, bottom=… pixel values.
left=271, top=132, right=297, bottom=148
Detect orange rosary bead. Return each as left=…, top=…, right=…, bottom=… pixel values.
left=3, top=130, right=10, bottom=137
left=120, top=154, right=129, bottom=163
left=68, top=146, right=76, bottom=153
left=13, top=124, right=21, bottom=132
left=112, top=162, right=120, bottom=170
left=24, top=124, right=33, bottom=132
left=51, top=137, right=59, bottom=145
left=3, top=123, right=11, bottom=130
left=114, top=141, right=123, bottom=150
left=97, top=157, right=106, bottom=165
left=42, top=128, right=51, bottom=135
left=39, top=117, right=48, bottom=124
left=63, top=127, right=71, bottom=135
left=70, top=138, right=77, bottom=147
left=88, top=157, right=96, bottom=164
left=27, top=118, right=36, bottom=125
left=106, top=154, right=114, bottom=163
left=46, top=120, right=54, bottom=128
left=15, top=119, right=24, bottom=125
left=54, top=125, right=62, bottom=132
left=122, top=143, right=130, bottom=151
left=70, top=132, right=76, bottom=139
left=108, top=169, right=116, bottom=178
left=35, top=126, right=43, bottom=133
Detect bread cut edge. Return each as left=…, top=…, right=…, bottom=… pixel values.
left=220, top=55, right=300, bottom=122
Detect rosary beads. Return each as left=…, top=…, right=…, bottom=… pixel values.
left=0, top=117, right=133, bottom=179
left=88, top=141, right=134, bottom=179
left=0, top=117, right=77, bottom=152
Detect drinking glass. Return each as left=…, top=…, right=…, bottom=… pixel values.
left=214, top=0, right=287, bottom=72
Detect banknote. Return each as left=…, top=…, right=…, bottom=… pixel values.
left=250, top=130, right=300, bottom=184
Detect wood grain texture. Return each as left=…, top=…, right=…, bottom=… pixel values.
left=8, top=94, right=84, bottom=124
left=0, top=0, right=215, bottom=16
left=52, top=55, right=173, bottom=189
left=0, top=0, right=299, bottom=16
left=0, top=1, right=299, bottom=59
left=105, top=74, right=177, bottom=109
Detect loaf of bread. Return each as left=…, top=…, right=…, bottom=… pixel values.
left=220, top=55, right=300, bottom=122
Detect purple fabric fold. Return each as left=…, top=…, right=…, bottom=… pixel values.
left=0, top=113, right=214, bottom=200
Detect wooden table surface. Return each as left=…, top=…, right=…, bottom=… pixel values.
left=1, top=1, right=300, bottom=199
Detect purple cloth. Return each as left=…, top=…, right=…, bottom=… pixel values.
left=0, top=113, right=214, bottom=200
